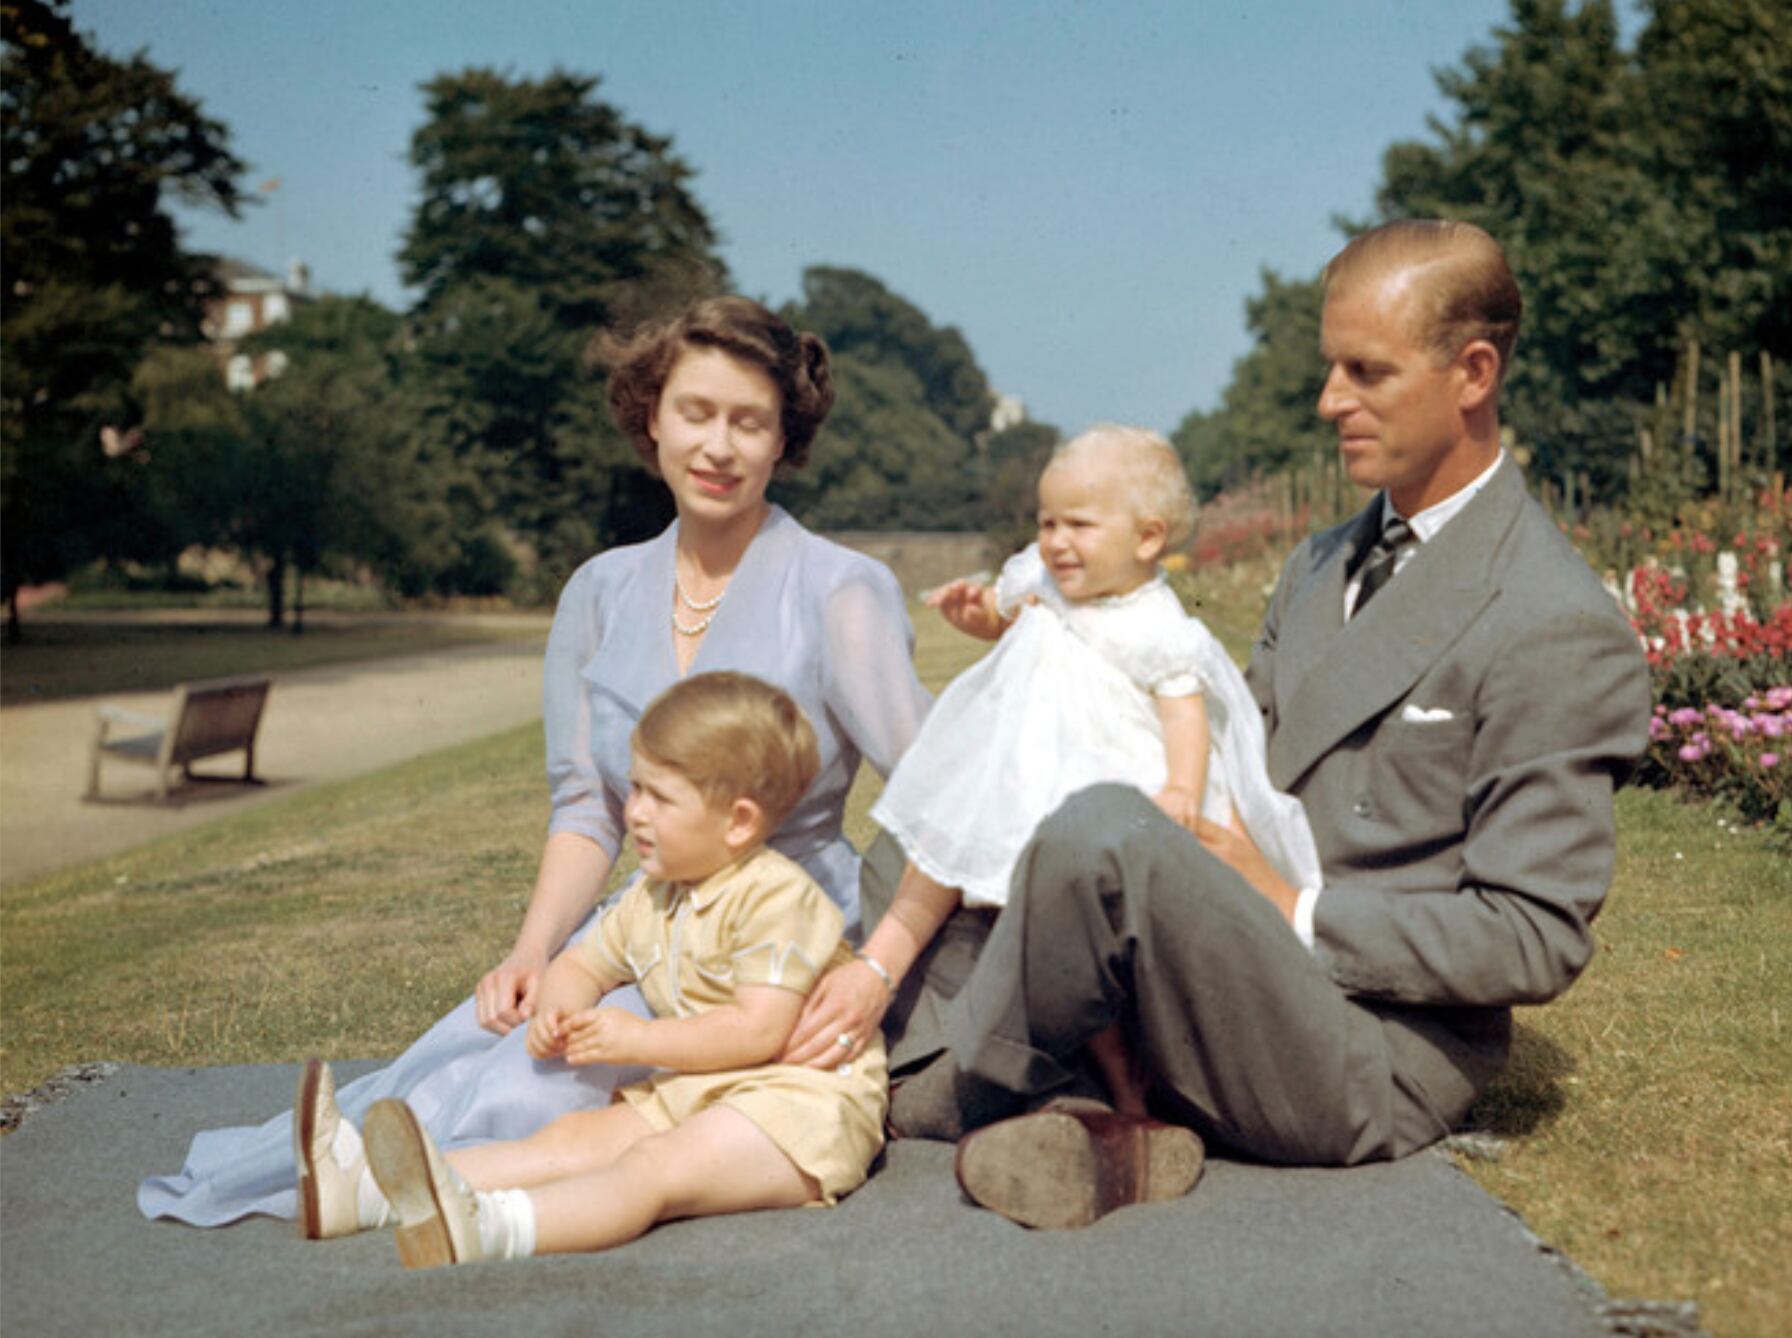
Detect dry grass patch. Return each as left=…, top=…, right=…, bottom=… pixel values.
left=1460, top=787, right=1791, bottom=1338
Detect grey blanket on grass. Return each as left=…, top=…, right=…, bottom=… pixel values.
left=0, top=1061, right=1611, bottom=1338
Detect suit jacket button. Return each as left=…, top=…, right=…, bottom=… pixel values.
left=1352, top=799, right=1372, bottom=817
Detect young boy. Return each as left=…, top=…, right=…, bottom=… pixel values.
left=361, top=671, right=888, bottom=1266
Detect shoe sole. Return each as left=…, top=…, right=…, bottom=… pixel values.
left=955, top=1110, right=1204, bottom=1230
left=363, top=1100, right=462, bottom=1269
left=293, top=1058, right=325, bottom=1240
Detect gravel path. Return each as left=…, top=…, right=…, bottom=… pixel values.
left=0, top=622, right=548, bottom=886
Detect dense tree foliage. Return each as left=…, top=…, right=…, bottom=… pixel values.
left=1173, top=271, right=1328, bottom=501
left=1, top=0, right=247, bottom=634
left=774, top=266, right=997, bottom=530
left=135, top=297, right=439, bottom=627
left=789, top=267, right=993, bottom=440
left=1183, top=0, right=1791, bottom=505
left=396, top=69, right=721, bottom=588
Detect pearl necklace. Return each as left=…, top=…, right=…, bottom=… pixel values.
left=673, top=573, right=727, bottom=637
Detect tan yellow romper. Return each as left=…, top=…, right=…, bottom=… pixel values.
left=575, top=846, right=888, bottom=1202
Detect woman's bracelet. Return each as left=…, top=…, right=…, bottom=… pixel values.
left=855, top=950, right=896, bottom=996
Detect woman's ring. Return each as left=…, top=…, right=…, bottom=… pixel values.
left=836, top=1032, right=853, bottom=1050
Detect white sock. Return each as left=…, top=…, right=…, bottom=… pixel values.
left=354, top=1163, right=393, bottom=1230
left=328, top=1115, right=392, bottom=1230
left=474, top=1188, right=537, bottom=1261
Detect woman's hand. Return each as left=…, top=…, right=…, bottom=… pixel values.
left=925, top=580, right=1010, bottom=641
left=475, top=949, right=549, bottom=1035
left=781, top=959, right=892, bottom=1069
left=1194, top=813, right=1298, bottom=923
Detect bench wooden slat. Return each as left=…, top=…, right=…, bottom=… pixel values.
left=87, top=675, right=272, bottom=802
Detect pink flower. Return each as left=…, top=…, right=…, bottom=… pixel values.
left=1761, top=753, right=1780, bottom=769
left=1678, top=743, right=1705, bottom=762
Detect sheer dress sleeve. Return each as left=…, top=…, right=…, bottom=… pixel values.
left=819, top=558, right=931, bottom=779
left=994, top=545, right=1052, bottom=618
left=543, top=560, right=626, bottom=857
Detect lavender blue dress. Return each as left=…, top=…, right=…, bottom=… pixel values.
left=139, top=506, right=930, bottom=1225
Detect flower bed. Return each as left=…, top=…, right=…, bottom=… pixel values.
left=1581, top=484, right=1792, bottom=842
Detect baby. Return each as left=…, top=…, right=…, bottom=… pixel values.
left=300, top=671, right=887, bottom=1266
left=873, top=423, right=1320, bottom=912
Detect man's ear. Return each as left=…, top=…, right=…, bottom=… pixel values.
left=1135, top=516, right=1169, bottom=565
left=724, top=797, right=768, bottom=854
left=1457, top=339, right=1501, bottom=412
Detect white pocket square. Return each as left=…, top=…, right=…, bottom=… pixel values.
left=1400, top=704, right=1456, bottom=723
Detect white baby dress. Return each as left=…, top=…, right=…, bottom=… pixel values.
left=872, top=545, right=1321, bottom=908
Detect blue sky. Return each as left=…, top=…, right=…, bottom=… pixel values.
left=68, top=1, right=1592, bottom=435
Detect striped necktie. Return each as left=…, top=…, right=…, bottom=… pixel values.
left=1352, top=516, right=1417, bottom=615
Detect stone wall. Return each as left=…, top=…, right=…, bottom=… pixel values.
left=824, top=531, right=1000, bottom=597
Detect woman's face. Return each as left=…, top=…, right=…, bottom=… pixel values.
left=649, top=346, right=784, bottom=527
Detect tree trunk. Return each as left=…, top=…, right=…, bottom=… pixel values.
left=265, top=554, right=286, bottom=628
left=5, top=587, right=21, bottom=645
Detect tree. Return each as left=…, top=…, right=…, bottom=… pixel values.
left=396, top=69, right=723, bottom=580
left=789, top=266, right=994, bottom=441
left=1183, top=0, right=1791, bottom=506
left=976, top=419, right=1061, bottom=554
left=1, top=0, right=248, bottom=636
left=1372, top=0, right=1791, bottom=494
left=1172, top=271, right=1329, bottom=499
left=399, top=68, right=723, bottom=332
left=773, top=354, right=980, bottom=531
left=136, top=296, right=440, bottom=629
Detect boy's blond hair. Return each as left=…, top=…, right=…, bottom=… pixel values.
left=1051, top=424, right=1198, bottom=552
left=633, top=672, right=820, bottom=830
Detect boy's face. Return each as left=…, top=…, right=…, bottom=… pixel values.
left=624, top=750, right=751, bottom=884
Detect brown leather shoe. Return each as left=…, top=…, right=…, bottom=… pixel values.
left=954, top=1106, right=1204, bottom=1229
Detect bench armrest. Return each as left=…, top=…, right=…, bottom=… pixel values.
left=96, top=705, right=166, bottom=732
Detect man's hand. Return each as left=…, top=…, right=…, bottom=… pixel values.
left=1152, top=784, right=1203, bottom=834
left=1195, top=812, right=1298, bottom=923
left=925, top=580, right=1010, bottom=641
left=476, top=949, right=548, bottom=1035
left=781, top=959, right=892, bottom=1068
left=561, top=1007, right=650, bottom=1066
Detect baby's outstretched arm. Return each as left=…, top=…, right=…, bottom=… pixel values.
left=925, top=579, right=1012, bottom=642
left=562, top=984, right=802, bottom=1072
left=1153, top=692, right=1210, bottom=833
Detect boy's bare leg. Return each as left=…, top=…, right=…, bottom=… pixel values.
left=447, top=1103, right=655, bottom=1192
left=528, top=1106, right=818, bottom=1255
left=1086, top=1022, right=1150, bottom=1116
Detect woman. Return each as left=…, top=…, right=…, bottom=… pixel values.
left=139, top=297, right=932, bottom=1229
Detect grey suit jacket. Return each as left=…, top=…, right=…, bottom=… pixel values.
left=1248, top=455, right=1651, bottom=1015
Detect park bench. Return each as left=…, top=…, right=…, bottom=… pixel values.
left=86, top=675, right=272, bottom=802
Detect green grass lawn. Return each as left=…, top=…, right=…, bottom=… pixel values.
left=2, top=578, right=1785, bottom=1336
left=1, top=612, right=547, bottom=705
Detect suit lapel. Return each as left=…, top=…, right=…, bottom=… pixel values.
left=1267, top=459, right=1524, bottom=790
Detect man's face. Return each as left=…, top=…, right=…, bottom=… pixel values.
left=1317, top=265, right=1472, bottom=516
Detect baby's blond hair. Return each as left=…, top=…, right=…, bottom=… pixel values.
left=633, top=672, right=819, bottom=829
left=1050, top=424, right=1198, bottom=551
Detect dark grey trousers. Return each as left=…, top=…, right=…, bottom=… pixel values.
left=914, top=785, right=1507, bottom=1166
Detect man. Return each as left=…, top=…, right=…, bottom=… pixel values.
left=887, top=220, right=1651, bottom=1227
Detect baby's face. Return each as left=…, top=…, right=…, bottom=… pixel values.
left=1035, top=456, right=1157, bottom=602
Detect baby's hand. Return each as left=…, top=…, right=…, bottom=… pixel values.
left=525, top=1007, right=568, bottom=1060
left=1153, top=785, right=1203, bottom=834
left=926, top=579, right=1008, bottom=641
left=562, top=1008, right=648, bottom=1066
